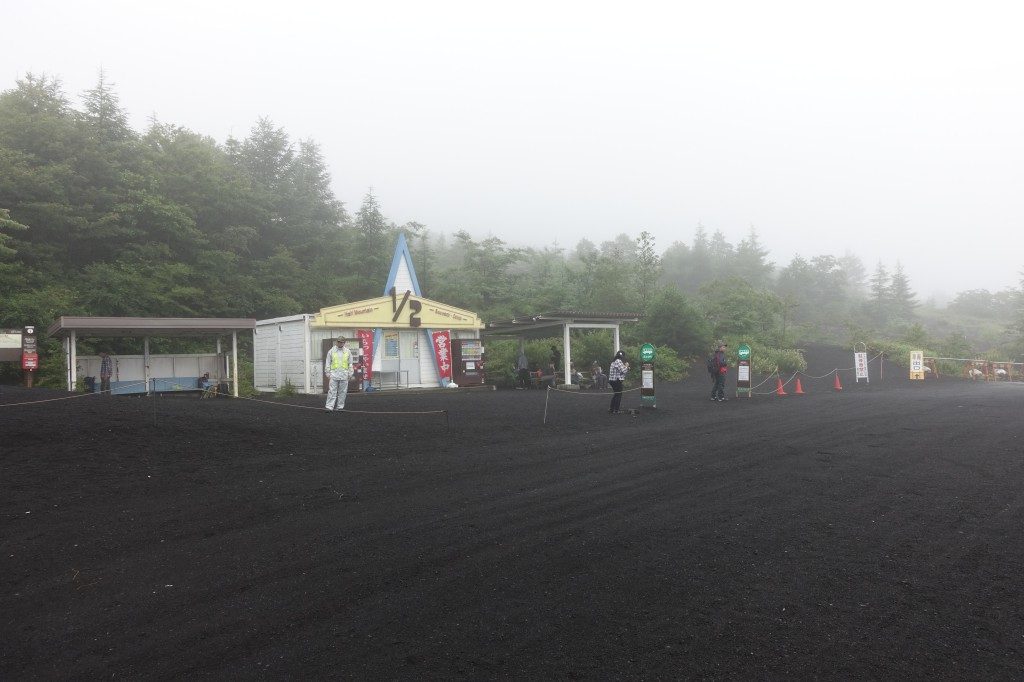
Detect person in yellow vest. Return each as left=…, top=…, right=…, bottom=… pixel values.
left=324, top=337, right=353, bottom=412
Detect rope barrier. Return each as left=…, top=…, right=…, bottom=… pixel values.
left=798, top=350, right=884, bottom=379
left=799, top=368, right=837, bottom=380
left=225, top=393, right=448, bottom=416
left=546, top=385, right=643, bottom=396
left=0, top=381, right=150, bottom=408
left=358, top=384, right=496, bottom=398
left=748, top=369, right=779, bottom=391
left=0, top=380, right=449, bottom=422
left=543, top=383, right=639, bottom=424
left=752, top=371, right=798, bottom=395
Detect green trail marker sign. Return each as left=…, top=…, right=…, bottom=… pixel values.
left=736, top=343, right=751, bottom=398
left=639, top=343, right=656, bottom=408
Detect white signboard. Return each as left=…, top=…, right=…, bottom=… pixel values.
left=909, top=350, right=924, bottom=380
left=854, top=352, right=869, bottom=382
left=737, top=365, right=750, bottom=382
left=641, top=369, right=654, bottom=389
left=0, top=332, right=21, bottom=349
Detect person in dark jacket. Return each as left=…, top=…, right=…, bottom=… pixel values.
left=711, top=341, right=728, bottom=401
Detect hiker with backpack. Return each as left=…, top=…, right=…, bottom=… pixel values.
left=709, top=341, right=729, bottom=402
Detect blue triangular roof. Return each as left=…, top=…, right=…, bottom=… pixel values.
left=382, top=233, right=422, bottom=296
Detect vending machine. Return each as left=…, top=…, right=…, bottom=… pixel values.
left=451, top=339, right=485, bottom=386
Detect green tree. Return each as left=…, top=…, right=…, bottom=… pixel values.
left=734, top=227, right=774, bottom=287
left=700, top=277, right=782, bottom=343
left=350, top=190, right=391, bottom=297
left=889, top=261, right=918, bottom=319
left=632, top=230, right=661, bottom=310
left=838, top=251, right=867, bottom=299
left=708, top=229, right=733, bottom=279
left=0, top=208, right=28, bottom=257
left=868, top=261, right=892, bottom=325
left=82, top=70, right=132, bottom=145
left=637, top=286, right=711, bottom=358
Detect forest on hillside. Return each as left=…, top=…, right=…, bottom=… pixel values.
left=1, top=74, right=1022, bottom=386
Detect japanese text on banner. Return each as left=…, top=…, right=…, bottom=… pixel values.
left=431, top=330, right=453, bottom=380
left=355, top=329, right=374, bottom=380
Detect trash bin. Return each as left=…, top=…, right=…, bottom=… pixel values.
left=84, top=376, right=96, bottom=393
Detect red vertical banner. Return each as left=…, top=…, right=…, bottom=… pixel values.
left=355, top=329, right=374, bottom=381
left=432, top=330, right=453, bottom=382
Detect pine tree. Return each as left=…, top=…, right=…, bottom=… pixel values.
left=0, top=208, right=28, bottom=257
left=708, top=229, right=733, bottom=279
left=687, top=224, right=711, bottom=291
left=889, top=261, right=918, bottom=319
left=869, top=261, right=892, bottom=325
left=82, top=69, right=131, bottom=145
left=838, top=251, right=867, bottom=299
left=240, top=118, right=294, bottom=193
left=734, top=227, right=773, bottom=287
left=633, top=230, right=661, bottom=310
left=352, top=190, right=390, bottom=297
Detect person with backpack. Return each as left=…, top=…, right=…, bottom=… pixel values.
left=709, top=341, right=729, bottom=402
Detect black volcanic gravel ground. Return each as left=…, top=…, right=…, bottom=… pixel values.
left=2, top=346, right=1023, bottom=678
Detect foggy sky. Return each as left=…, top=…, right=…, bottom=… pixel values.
left=6, top=0, right=1024, bottom=299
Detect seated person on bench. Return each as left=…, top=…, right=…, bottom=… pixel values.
left=198, top=372, right=217, bottom=397
left=591, top=361, right=608, bottom=389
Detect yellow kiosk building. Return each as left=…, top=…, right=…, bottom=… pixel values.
left=253, top=235, right=485, bottom=393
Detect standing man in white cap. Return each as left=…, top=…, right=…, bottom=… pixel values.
left=324, top=337, right=352, bottom=412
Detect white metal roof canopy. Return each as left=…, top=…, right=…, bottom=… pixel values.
left=483, top=310, right=641, bottom=384
left=47, top=316, right=255, bottom=396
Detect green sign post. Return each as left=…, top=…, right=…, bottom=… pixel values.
left=639, top=343, right=656, bottom=408
left=736, top=343, right=751, bottom=398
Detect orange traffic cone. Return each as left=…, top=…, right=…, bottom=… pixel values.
left=794, top=377, right=805, bottom=395
left=833, top=372, right=843, bottom=391
left=775, top=377, right=788, bottom=396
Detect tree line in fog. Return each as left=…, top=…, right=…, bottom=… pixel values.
left=1, top=73, right=1022, bottom=385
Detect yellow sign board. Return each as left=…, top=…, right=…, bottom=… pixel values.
left=311, top=293, right=484, bottom=330
left=909, top=350, right=925, bottom=380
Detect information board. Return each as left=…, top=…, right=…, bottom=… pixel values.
left=736, top=343, right=751, bottom=397
left=854, top=352, right=869, bottom=383
left=909, top=350, right=924, bottom=380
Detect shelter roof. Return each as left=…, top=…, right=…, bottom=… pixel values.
left=483, top=310, right=641, bottom=337
left=47, top=316, right=256, bottom=338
